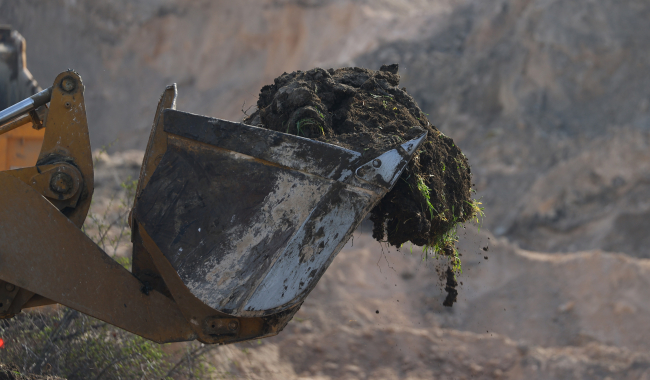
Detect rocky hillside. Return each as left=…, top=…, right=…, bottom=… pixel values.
left=355, top=0, right=650, bottom=256
left=0, top=0, right=462, bottom=149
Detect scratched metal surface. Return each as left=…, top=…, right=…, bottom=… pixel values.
left=243, top=184, right=373, bottom=314
left=136, top=111, right=425, bottom=317
left=163, top=110, right=362, bottom=182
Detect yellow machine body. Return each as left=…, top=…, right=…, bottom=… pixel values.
left=0, top=123, right=44, bottom=170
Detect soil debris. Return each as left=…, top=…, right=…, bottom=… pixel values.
left=244, top=65, right=476, bottom=253
left=443, top=266, right=458, bottom=307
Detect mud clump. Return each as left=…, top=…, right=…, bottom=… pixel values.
left=443, top=266, right=459, bottom=307
left=244, top=64, right=474, bottom=253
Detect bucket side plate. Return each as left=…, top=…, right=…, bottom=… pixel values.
left=243, top=184, right=373, bottom=314
left=135, top=136, right=339, bottom=315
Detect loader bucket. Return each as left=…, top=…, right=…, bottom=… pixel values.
left=134, top=108, right=426, bottom=318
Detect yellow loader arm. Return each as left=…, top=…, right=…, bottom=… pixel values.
left=0, top=71, right=426, bottom=344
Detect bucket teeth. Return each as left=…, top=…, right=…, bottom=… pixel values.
left=354, top=132, right=428, bottom=190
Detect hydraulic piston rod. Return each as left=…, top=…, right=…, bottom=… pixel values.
left=0, top=87, right=52, bottom=126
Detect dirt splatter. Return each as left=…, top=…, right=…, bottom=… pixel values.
left=244, top=65, right=474, bottom=250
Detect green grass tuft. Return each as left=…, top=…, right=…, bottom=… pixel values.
left=416, top=176, right=435, bottom=219
left=295, top=118, right=324, bottom=136
left=466, top=198, right=485, bottom=232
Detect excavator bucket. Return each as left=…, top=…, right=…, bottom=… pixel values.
left=0, top=71, right=426, bottom=345
left=133, top=106, right=427, bottom=319
left=129, top=83, right=429, bottom=340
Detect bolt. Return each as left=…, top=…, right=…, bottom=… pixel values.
left=228, top=321, right=238, bottom=331
left=64, top=102, right=71, bottom=109
left=61, top=77, right=76, bottom=92
left=50, top=172, right=74, bottom=194
left=372, top=159, right=382, bottom=168
left=5, top=283, right=15, bottom=292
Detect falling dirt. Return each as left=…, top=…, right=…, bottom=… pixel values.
left=244, top=65, right=474, bottom=253
left=443, top=266, right=459, bottom=307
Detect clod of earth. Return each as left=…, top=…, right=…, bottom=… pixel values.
left=245, top=65, right=478, bottom=304
left=443, top=267, right=458, bottom=307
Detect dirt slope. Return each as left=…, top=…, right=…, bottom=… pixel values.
left=211, top=330, right=650, bottom=380
left=205, top=230, right=650, bottom=379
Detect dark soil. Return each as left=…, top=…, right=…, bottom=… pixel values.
left=244, top=64, right=473, bottom=250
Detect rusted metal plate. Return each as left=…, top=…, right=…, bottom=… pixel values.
left=136, top=112, right=426, bottom=318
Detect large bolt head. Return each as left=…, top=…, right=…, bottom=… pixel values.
left=61, top=77, right=76, bottom=92
left=50, top=172, right=74, bottom=194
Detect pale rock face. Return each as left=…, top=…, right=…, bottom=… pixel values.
left=0, top=0, right=461, bottom=149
